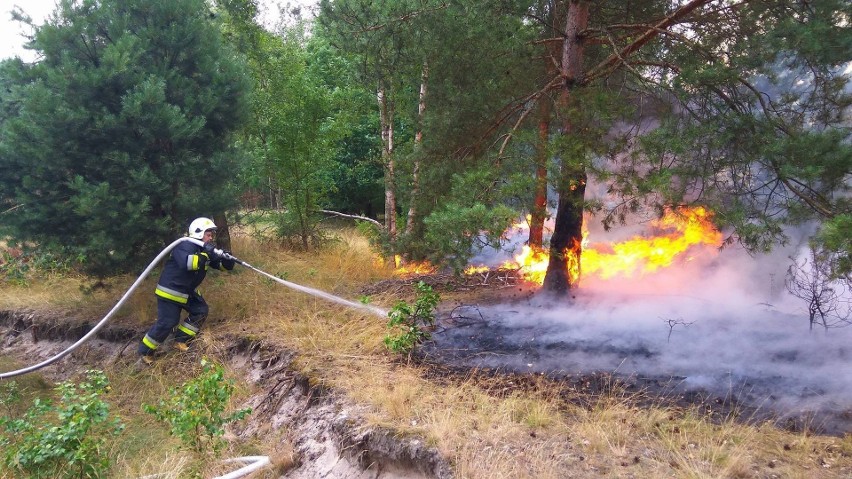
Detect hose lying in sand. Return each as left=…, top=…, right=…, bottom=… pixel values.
left=139, top=456, right=272, bottom=479
left=214, top=456, right=272, bottom=479
left=0, top=237, right=388, bottom=379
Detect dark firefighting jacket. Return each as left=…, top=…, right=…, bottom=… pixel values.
left=154, top=239, right=234, bottom=304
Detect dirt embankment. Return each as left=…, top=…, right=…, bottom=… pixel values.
left=0, top=309, right=453, bottom=479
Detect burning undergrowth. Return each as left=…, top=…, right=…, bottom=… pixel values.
left=383, top=208, right=852, bottom=436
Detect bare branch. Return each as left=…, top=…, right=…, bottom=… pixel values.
left=1, top=204, right=24, bottom=215
left=350, top=3, right=449, bottom=34
left=319, top=209, right=383, bottom=229
left=468, top=75, right=563, bottom=161
left=496, top=101, right=536, bottom=158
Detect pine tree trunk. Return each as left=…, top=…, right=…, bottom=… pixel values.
left=378, top=83, right=397, bottom=239
left=530, top=92, right=551, bottom=248
left=529, top=7, right=562, bottom=249
left=213, top=214, right=231, bottom=251
left=542, top=155, right=586, bottom=293
left=406, top=61, right=428, bottom=236
left=542, top=0, right=589, bottom=295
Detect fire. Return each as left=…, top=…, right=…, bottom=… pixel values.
left=512, top=206, right=723, bottom=284
left=393, top=255, right=437, bottom=275
left=392, top=207, right=723, bottom=285
left=582, top=206, right=722, bottom=280
left=513, top=245, right=549, bottom=284
left=464, top=265, right=490, bottom=275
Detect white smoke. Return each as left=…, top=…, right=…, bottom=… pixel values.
left=432, top=217, right=852, bottom=432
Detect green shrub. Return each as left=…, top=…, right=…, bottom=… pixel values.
left=0, top=380, right=22, bottom=417
left=0, top=370, right=124, bottom=479
left=384, top=281, right=440, bottom=354
left=143, top=359, right=252, bottom=454
left=0, top=247, right=81, bottom=285
left=0, top=252, right=29, bottom=285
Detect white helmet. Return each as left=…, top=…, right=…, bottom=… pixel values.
left=188, top=217, right=217, bottom=240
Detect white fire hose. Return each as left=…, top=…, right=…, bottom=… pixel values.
left=0, top=237, right=390, bottom=478
left=215, top=456, right=272, bottom=479
left=140, top=456, right=272, bottom=479
left=0, top=236, right=388, bottom=378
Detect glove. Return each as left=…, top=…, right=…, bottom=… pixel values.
left=202, top=241, right=221, bottom=260
left=221, top=251, right=236, bottom=270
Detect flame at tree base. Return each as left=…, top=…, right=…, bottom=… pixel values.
left=511, top=206, right=723, bottom=285
left=399, top=206, right=724, bottom=286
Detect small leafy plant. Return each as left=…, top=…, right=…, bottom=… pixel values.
left=0, top=251, right=29, bottom=285
left=0, top=246, right=81, bottom=285
left=143, top=358, right=252, bottom=453
left=384, top=281, right=440, bottom=354
left=0, top=370, right=124, bottom=479
left=0, top=379, right=21, bottom=417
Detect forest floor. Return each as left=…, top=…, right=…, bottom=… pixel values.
left=376, top=273, right=852, bottom=437
left=2, top=229, right=852, bottom=478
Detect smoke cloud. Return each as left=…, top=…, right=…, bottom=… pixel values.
left=429, top=218, right=852, bottom=433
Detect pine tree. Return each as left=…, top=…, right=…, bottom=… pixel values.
left=0, top=0, right=250, bottom=276
left=511, top=0, right=850, bottom=293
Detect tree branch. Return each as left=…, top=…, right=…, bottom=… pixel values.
left=584, top=0, right=715, bottom=84
left=351, top=3, right=449, bottom=33
left=467, top=75, right=563, bottom=160
left=1, top=204, right=24, bottom=215
left=319, top=209, right=383, bottom=228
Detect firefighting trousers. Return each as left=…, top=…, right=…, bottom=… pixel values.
left=138, top=293, right=209, bottom=356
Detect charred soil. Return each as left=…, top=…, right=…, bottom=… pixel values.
left=371, top=273, right=852, bottom=438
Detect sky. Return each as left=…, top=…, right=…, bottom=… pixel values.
left=0, top=0, right=54, bottom=61
left=0, top=0, right=316, bottom=62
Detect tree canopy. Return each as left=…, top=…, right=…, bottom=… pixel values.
left=313, top=0, right=851, bottom=290
left=0, top=0, right=250, bottom=276
left=0, top=0, right=848, bottom=289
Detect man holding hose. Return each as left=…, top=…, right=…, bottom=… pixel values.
left=137, top=217, right=235, bottom=365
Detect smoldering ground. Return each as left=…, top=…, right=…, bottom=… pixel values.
left=423, top=226, right=852, bottom=435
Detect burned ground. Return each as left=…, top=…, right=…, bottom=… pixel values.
left=369, top=272, right=852, bottom=438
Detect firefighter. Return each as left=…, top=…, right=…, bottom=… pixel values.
left=137, top=217, right=235, bottom=365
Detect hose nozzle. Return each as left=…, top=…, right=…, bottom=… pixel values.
left=215, top=248, right=244, bottom=265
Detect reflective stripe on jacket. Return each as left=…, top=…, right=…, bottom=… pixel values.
left=154, top=239, right=222, bottom=304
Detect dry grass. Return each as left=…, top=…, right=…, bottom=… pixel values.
left=2, top=227, right=852, bottom=478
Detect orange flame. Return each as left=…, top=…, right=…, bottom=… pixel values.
left=513, top=245, right=549, bottom=284
left=513, top=206, right=723, bottom=284
left=581, top=206, right=722, bottom=280
left=393, top=255, right=437, bottom=275
left=464, top=265, right=491, bottom=275
left=393, top=207, right=723, bottom=285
